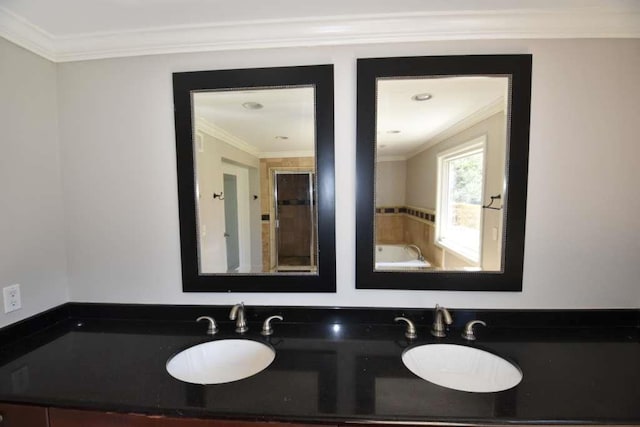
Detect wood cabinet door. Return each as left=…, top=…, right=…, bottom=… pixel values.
left=0, top=403, right=48, bottom=427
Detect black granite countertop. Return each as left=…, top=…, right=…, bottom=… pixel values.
left=0, top=304, right=639, bottom=425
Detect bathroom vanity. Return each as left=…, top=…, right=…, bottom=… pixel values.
left=0, top=304, right=638, bottom=426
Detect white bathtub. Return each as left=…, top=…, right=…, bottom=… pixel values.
left=375, top=244, right=431, bottom=269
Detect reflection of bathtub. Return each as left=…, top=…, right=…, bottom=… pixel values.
left=375, top=244, right=431, bottom=269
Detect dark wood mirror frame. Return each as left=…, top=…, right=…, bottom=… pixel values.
left=356, top=55, right=532, bottom=291
left=173, top=65, right=335, bottom=292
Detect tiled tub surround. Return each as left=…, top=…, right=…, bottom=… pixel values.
left=0, top=304, right=638, bottom=425
left=375, top=206, right=444, bottom=268
left=375, top=206, right=496, bottom=270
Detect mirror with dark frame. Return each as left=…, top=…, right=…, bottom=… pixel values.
left=356, top=55, right=531, bottom=291
left=173, top=65, right=335, bottom=292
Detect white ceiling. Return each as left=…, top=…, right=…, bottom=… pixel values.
left=194, top=87, right=315, bottom=157
left=0, top=0, right=638, bottom=62
left=377, top=76, right=508, bottom=158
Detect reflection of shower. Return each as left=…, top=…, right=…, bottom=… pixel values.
left=274, top=171, right=316, bottom=271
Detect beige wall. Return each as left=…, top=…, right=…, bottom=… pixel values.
left=406, top=112, right=506, bottom=210
left=48, top=38, right=640, bottom=309
left=0, top=37, right=68, bottom=327
left=375, top=160, right=407, bottom=207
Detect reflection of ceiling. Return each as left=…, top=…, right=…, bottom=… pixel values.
left=376, top=76, right=508, bottom=159
left=194, top=87, right=315, bottom=158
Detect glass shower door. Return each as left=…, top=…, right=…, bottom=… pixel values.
left=274, top=172, right=316, bottom=272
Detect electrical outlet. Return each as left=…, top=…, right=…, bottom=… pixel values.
left=3, top=284, right=22, bottom=313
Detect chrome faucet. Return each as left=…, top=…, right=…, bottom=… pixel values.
left=405, top=244, right=425, bottom=261
left=431, top=304, right=453, bottom=337
left=229, top=302, right=248, bottom=333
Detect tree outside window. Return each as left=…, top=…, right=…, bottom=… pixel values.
left=437, top=137, right=486, bottom=263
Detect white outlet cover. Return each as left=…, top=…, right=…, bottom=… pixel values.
left=3, top=284, right=22, bottom=313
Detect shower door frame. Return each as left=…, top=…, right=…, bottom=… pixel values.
left=272, top=170, right=317, bottom=272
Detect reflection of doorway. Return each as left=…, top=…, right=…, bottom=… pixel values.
left=274, top=171, right=316, bottom=271
left=223, top=174, right=239, bottom=271
left=221, top=162, right=250, bottom=272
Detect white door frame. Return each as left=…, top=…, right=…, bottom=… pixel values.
left=221, top=161, right=251, bottom=272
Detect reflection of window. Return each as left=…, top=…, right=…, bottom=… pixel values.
left=436, top=136, right=486, bottom=263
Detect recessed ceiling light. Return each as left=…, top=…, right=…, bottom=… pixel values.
left=275, top=136, right=289, bottom=140
left=242, top=101, right=263, bottom=110
left=411, top=93, right=433, bottom=101
left=386, top=130, right=401, bottom=134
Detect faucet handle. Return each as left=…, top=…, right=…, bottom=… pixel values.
left=462, top=320, right=486, bottom=341
left=196, top=316, right=218, bottom=335
left=261, top=315, right=283, bottom=336
left=394, top=317, right=417, bottom=340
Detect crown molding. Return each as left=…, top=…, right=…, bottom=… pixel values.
left=196, top=117, right=260, bottom=158
left=409, top=97, right=505, bottom=158
left=1, top=7, right=639, bottom=62
left=0, top=6, right=55, bottom=61
left=259, top=151, right=315, bottom=159
left=377, top=155, right=408, bottom=162
left=196, top=117, right=312, bottom=159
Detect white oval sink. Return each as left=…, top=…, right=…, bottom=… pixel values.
left=402, top=344, right=522, bottom=393
left=166, top=339, right=275, bottom=385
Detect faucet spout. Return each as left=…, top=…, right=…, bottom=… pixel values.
left=405, top=244, right=425, bottom=262
left=431, top=304, right=453, bottom=338
left=229, top=302, right=248, bottom=334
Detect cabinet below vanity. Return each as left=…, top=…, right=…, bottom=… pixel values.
left=0, top=403, right=48, bottom=427
left=1, top=404, right=331, bottom=427
left=48, top=407, right=327, bottom=427
left=4, top=404, right=639, bottom=427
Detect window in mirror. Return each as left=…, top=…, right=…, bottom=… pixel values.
left=356, top=55, right=531, bottom=291
left=174, top=65, right=335, bottom=292
left=437, top=136, right=487, bottom=266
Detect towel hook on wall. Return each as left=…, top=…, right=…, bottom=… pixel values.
left=213, top=192, right=224, bottom=200
left=482, top=194, right=502, bottom=210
